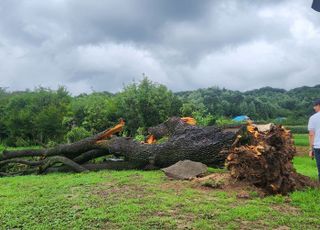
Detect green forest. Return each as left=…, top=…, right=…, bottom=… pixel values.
left=0, top=78, right=319, bottom=147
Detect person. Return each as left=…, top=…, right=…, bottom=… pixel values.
left=308, top=99, right=320, bottom=181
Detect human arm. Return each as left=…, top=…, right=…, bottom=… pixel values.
left=308, top=116, right=315, bottom=159
left=309, top=130, right=315, bottom=158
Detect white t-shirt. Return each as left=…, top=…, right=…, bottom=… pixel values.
left=308, top=112, right=320, bottom=148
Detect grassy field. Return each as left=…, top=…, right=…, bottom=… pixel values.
left=293, top=134, right=309, bottom=147
left=0, top=135, right=319, bottom=229
left=0, top=159, right=319, bottom=229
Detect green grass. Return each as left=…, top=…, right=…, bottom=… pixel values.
left=293, top=155, right=318, bottom=179
left=0, top=139, right=319, bottom=229
left=0, top=144, right=40, bottom=153
left=293, top=133, right=309, bottom=146
left=0, top=156, right=319, bottom=229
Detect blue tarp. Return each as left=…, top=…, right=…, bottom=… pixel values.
left=232, top=115, right=250, bottom=122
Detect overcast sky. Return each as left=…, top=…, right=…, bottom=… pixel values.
left=0, top=0, right=319, bottom=94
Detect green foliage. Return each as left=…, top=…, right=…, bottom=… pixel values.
left=285, top=125, right=308, bottom=134
left=47, top=140, right=58, bottom=148
left=0, top=144, right=41, bottom=154
left=192, top=111, right=215, bottom=126
left=115, top=77, right=182, bottom=135
left=215, top=117, right=237, bottom=126
left=281, top=116, right=308, bottom=126
left=0, top=87, right=70, bottom=146
left=14, top=137, right=30, bottom=147
left=178, top=85, right=320, bottom=122
left=0, top=144, right=5, bottom=153
left=0, top=80, right=319, bottom=146
left=65, top=127, right=92, bottom=143
left=180, top=99, right=215, bottom=126
left=134, top=127, right=147, bottom=142
left=134, top=134, right=145, bottom=142
left=67, top=93, right=117, bottom=133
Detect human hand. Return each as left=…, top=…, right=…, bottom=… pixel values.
left=309, top=150, right=314, bottom=160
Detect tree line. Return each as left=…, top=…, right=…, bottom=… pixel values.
left=0, top=78, right=319, bottom=146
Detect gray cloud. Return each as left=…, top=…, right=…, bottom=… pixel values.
left=0, top=0, right=319, bottom=94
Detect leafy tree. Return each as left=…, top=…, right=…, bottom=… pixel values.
left=67, top=93, right=117, bottom=133
left=65, top=126, right=92, bottom=143
left=1, top=81, right=320, bottom=147
left=116, top=77, right=182, bottom=134
left=2, top=87, right=70, bottom=145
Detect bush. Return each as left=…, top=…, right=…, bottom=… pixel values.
left=281, top=116, right=308, bottom=126
left=215, top=117, right=237, bottom=126
left=65, top=127, right=92, bottom=143
left=192, top=111, right=216, bottom=126
left=0, top=144, right=5, bottom=153
left=15, top=137, right=30, bottom=147
left=134, top=134, right=145, bottom=142
left=285, top=126, right=308, bottom=134
left=134, top=127, right=146, bottom=142
left=47, top=140, right=58, bottom=147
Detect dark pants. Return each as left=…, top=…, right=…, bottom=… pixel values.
left=314, top=148, right=320, bottom=180
left=312, top=0, right=320, bottom=12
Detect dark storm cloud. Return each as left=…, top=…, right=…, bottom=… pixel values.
left=0, top=0, right=319, bottom=94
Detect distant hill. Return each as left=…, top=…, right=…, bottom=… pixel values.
left=175, top=85, right=320, bottom=124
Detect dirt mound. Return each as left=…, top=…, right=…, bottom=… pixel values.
left=192, top=172, right=266, bottom=197
left=193, top=171, right=318, bottom=197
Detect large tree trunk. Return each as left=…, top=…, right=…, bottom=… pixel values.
left=99, top=126, right=237, bottom=168
left=0, top=117, right=239, bottom=175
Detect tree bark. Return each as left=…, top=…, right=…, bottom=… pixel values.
left=0, top=117, right=240, bottom=176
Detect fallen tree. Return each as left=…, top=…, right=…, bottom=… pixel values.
left=0, top=117, right=238, bottom=175
left=0, top=117, right=317, bottom=195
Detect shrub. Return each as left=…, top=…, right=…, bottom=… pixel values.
left=134, top=134, right=145, bottom=142
left=15, top=137, right=30, bottom=147
left=215, top=117, right=237, bottom=126
left=285, top=126, right=308, bottom=134
left=192, top=111, right=216, bottom=126
left=65, top=127, right=91, bottom=143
